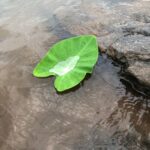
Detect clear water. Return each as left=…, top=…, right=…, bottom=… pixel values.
left=49, top=56, right=80, bottom=76
left=0, top=0, right=150, bottom=150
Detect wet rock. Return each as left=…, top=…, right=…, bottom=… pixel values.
left=109, top=35, right=150, bottom=84
left=127, top=61, right=150, bottom=85
left=133, top=13, right=150, bottom=23
left=109, top=35, right=150, bottom=61
left=103, top=16, right=150, bottom=86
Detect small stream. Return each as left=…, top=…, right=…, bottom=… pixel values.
left=0, top=0, right=150, bottom=150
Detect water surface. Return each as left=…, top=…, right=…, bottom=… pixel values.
left=0, top=0, right=150, bottom=150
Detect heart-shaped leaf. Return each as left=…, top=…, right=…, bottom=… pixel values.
left=33, top=35, right=98, bottom=91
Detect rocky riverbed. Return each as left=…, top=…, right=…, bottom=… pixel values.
left=0, top=0, right=150, bottom=150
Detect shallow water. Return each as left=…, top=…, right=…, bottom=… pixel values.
left=0, top=0, right=150, bottom=150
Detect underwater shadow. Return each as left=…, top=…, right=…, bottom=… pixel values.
left=56, top=73, right=92, bottom=95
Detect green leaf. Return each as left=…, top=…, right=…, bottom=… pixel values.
left=33, top=35, right=98, bottom=92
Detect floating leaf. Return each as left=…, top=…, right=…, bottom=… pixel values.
left=33, top=35, right=98, bottom=91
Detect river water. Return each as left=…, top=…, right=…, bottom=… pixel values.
left=0, top=0, right=150, bottom=150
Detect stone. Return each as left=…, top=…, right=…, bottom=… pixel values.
left=109, top=34, right=150, bottom=84
left=127, top=61, right=150, bottom=85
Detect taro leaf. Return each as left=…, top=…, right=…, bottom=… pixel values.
left=33, top=35, right=98, bottom=92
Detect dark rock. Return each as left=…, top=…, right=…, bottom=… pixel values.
left=108, top=34, right=150, bottom=84
left=127, top=61, right=150, bottom=85
left=133, top=13, right=150, bottom=23
left=109, top=35, right=150, bottom=61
